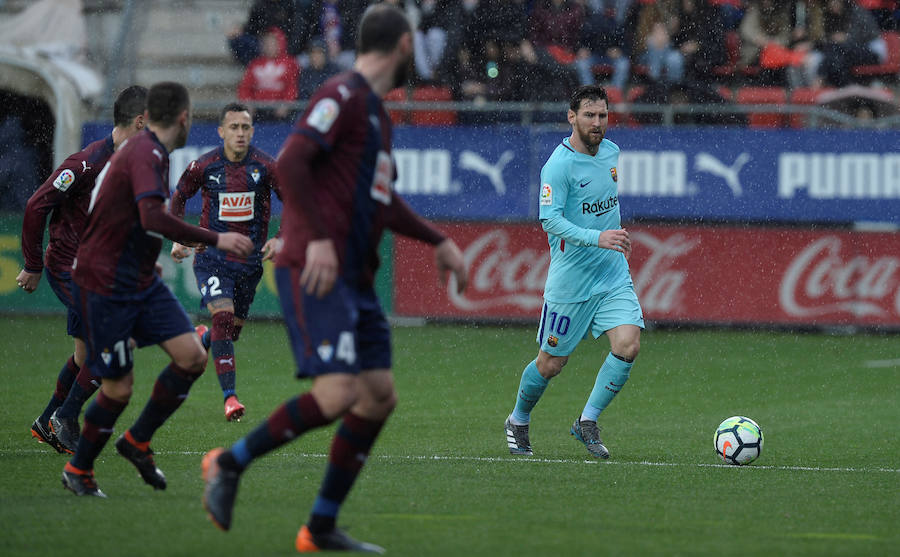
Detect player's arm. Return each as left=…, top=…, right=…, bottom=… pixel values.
left=261, top=161, right=283, bottom=261
left=17, top=163, right=79, bottom=292
left=387, top=194, right=467, bottom=294
left=169, top=160, right=204, bottom=262
left=538, top=164, right=629, bottom=255
left=138, top=197, right=253, bottom=257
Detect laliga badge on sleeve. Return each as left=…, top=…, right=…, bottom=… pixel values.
left=53, top=169, right=76, bottom=192
left=307, top=98, right=340, bottom=133
left=540, top=183, right=553, bottom=206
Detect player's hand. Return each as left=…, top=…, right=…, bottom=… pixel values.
left=261, top=237, right=283, bottom=261
left=15, top=269, right=41, bottom=293
left=435, top=239, right=468, bottom=294
left=300, top=239, right=338, bottom=298
left=171, top=242, right=192, bottom=263
left=216, top=232, right=254, bottom=257
left=598, top=229, right=631, bottom=257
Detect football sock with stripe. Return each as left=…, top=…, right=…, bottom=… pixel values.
left=222, top=392, right=332, bottom=471
left=308, top=413, right=386, bottom=534
left=128, top=363, right=199, bottom=443
left=510, top=359, right=549, bottom=425
left=211, top=311, right=236, bottom=400
left=581, top=353, right=632, bottom=422
left=38, top=355, right=79, bottom=424
left=56, top=366, right=101, bottom=420
left=71, top=390, right=128, bottom=471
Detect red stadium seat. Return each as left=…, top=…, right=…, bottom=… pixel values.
left=605, top=86, right=623, bottom=126
left=853, top=31, right=900, bottom=80
left=383, top=87, right=408, bottom=125
left=712, top=31, right=740, bottom=79
left=788, top=87, right=835, bottom=128
left=736, top=87, right=787, bottom=128
left=410, top=85, right=456, bottom=126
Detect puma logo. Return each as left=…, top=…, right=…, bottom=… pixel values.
left=209, top=174, right=222, bottom=185
left=694, top=152, right=750, bottom=196
left=459, top=150, right=515, bottom=195
left=81, top=161, right=92, bottom=173
left=218, top=357, right=233, bottom=366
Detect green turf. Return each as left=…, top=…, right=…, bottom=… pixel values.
left=1, top=314, right=897, bottom=556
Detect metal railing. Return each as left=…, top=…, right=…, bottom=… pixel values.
left=186, top=99, right=900, bottom=128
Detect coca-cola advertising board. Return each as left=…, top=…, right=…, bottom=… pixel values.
left=395, top=223, right=900, bottom=328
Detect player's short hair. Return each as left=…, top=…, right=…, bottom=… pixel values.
left=219, top=102, right=251, bottom=124
left=356, top=4, right=411, bottom=55
left=569, top=85, right=609, bottom=113
left=146, top=82, right=190, bottom=126
left=113, top=85, right=148, bottom=127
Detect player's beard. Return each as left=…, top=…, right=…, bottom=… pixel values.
left=174, top=120, right=190, bottom=150
left=578, top=124, right=604, bottom=150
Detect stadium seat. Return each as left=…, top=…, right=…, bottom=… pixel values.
left=410, top=85, right=456, bottom=126
left=788, top=87, right=835, bottom=128
left=852, top=31, right=900, bottom=80
left=383, top=87, right=408, bottom=125
left=606, top=86, right=623, bottom=126
left=624, top=86, right=646, bottom=127
left=711, top=31, right=740, bottom=79
left=736, top=87, right=787, bottom=128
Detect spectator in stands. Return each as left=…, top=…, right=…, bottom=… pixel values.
left=629, top=1, right=685, bottom=83
left=856, top=0, right=898, bottom=30
left=576, top=1, right=633, bottom=89
left=414, top=0, right=458, bottom=81
left=297, top=38, right=340, bottom=99
left=738, top=0, right=793, bottom=68
left=436, top=0, right=495, bottom=90
left=524, top=0, right=582, bottom=92
left=227, top=0, right=307, bottom=66
left=672, top=0, right=728, bottom=81
left=808, top=0, right=885, bottom=87
left=237, top=28, right=300, bottom=121
left=708, top=0, right=745, bottom=29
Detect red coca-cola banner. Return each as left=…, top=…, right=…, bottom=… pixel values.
left=394, top=223, right=900, bottom=327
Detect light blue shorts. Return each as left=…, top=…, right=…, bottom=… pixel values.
left=536, top=283, right=644, bottom=357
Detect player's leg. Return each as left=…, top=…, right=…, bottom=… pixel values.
left=215, top=264, right=262, bottom=421
left=298, top=286, right=393, bottom=553
left=295, top=370, right=393, bottom=554
left=116, top=280, right=204, bottom=490
left=506, top=300, right=585, bottom=455
left=574, top=286, right=644, bottom=459
left=33, top=270, right=87, bottom=452
left=202, top=267, right=358, bottom=531
left=51, top=337, right=102, bottom=453
left=62, top=284, right=136, bottom=496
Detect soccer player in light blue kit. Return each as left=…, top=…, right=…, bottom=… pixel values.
left=505, top=85, right=643, bottom=459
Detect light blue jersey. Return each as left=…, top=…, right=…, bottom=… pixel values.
left=538, top=137, right=631, bottom=303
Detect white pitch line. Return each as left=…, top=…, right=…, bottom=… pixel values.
left=9, top=448, right=895, bottom=474
left=863, top=358, right=900, bottom=368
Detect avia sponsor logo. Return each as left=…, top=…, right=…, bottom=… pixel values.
left=779, top=236, right=900, bottom=318
left=582, top=196, right=619, bottom=216
left=218, top=191, right=255, bottom=222
left=778, top=153, right=900, bottom=199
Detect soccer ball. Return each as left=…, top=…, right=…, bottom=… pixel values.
left=714, top=416, right=763, bottom=465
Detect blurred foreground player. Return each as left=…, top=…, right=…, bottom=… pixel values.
left=202, top=5, right=468, bottom=553
left=61, top=82, right=254, bottom=497
left=19, top=85, right=148, bottom=454
left=170, top=103, right=281, bottom=421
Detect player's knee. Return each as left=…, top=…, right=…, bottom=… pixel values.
left=536, top=354, right=568, bottom=378
left=615, top=338, right=640, bottom=362
left=102, top=381, right=132, bottom=403
left=175, top=346, right=208, bottom=375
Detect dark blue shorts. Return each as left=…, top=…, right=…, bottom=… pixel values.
left=74, top=276, right=194, bottom=379
left=193, top=259, right=263, bottom=320
left=275, top=266, right=391, bottom=378
left=45, top=268, right=82, bottom=338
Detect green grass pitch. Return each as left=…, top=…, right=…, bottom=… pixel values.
left=1, top=314, right=897, bottom=556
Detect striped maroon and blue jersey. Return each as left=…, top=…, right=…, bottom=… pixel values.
left=73, top=130, right=171, bottom=296
left=276, top=71, right=445, bottom=288
left=21, top=136, right=115, bottom=274
left=171, top=145, right=279, bottom=267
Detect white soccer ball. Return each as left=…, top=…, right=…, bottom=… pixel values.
left=714, top=416, right=763, bottom=465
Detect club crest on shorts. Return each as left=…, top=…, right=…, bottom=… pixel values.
left=317, top=340, right=334, bottom=362
left=547, top=335, right=558, bottom=347
left=100, top=349, right=113, bottom=366
left=610, top=167, right=617, bottom=182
